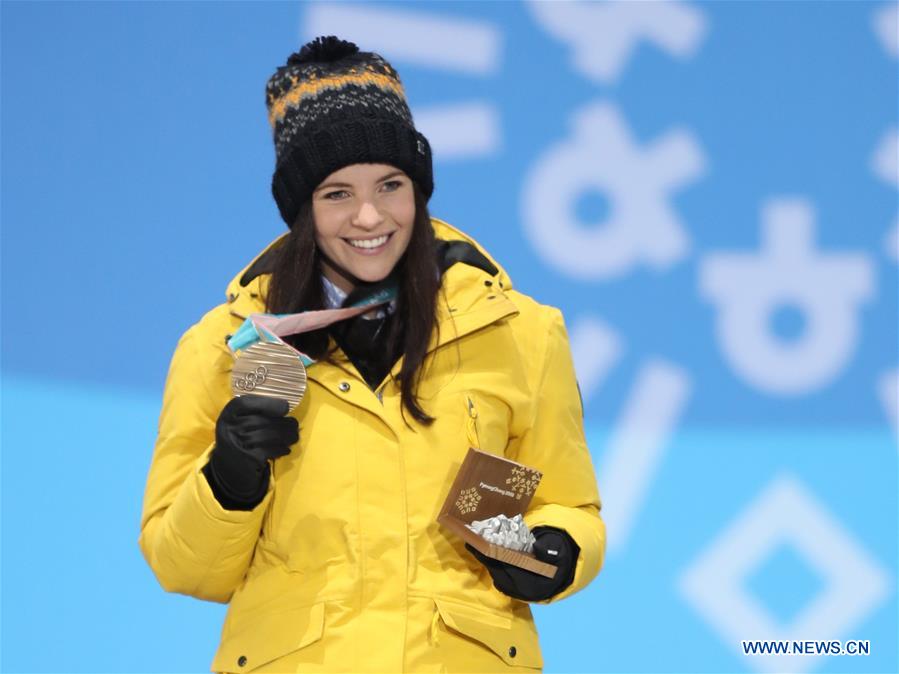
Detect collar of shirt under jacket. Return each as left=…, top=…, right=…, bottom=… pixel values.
left=321, top=274, right=396, bottom=320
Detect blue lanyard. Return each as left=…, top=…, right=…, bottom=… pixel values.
left=226, top=286, right=397, bottom=363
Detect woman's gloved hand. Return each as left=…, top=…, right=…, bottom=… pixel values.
left=202, top=395, right=299, bottom=511
left=466, top=526, right=580, bottom=602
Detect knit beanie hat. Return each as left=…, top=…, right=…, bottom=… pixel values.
left=266, top=36, right=434, bottom=228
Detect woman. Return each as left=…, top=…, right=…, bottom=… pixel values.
left=139, top=36, right=605, bottom=673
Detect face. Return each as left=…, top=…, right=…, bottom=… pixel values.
left=312, top=163, right=416, bottom=293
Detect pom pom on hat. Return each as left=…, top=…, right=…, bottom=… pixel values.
left=288, top=36, right=359, bottom=66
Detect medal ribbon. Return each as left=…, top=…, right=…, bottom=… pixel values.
left=227, top=287, right=396, bottom=366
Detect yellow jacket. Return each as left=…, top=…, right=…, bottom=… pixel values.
left=139, top=218, right=605, bottom=673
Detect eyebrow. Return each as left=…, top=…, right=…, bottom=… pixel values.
left=315, top=170, right=405, bottom=193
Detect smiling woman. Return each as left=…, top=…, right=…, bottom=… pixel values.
left=312, top=164, right=416, bottom=294
left=138, top=35, right=605, bottom=674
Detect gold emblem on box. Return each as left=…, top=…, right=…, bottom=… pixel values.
left=455, top=487, right=482, bottom=515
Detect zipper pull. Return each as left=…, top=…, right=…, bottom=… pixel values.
left=465, top=395, right=480, bottom=449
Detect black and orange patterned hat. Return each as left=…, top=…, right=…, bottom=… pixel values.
left=266, top=36, right=434, bottom=228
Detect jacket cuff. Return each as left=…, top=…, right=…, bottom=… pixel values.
left=525, top=503, right=606, bottom=604
left=531, top=525, right=580, bottom=598
left=202, top=457, right=271, bottom=511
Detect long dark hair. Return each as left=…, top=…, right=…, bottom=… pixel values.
left=264, top=182, right=440, bottom=426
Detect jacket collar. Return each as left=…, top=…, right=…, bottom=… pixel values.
left=224, top=218, right=519, bottom=356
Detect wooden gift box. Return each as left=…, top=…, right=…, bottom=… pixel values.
left=438, top=448, right=557, bottom=578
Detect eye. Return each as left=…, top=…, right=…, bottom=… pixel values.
left=381, top=180, right=403, bottom=192
left=324, top=190, right=349, bottom=201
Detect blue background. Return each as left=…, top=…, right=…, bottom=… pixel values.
left=2, top=1, right=896, bottom=673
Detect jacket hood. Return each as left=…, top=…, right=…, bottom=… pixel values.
left=223, top=218, right=514, bottom=316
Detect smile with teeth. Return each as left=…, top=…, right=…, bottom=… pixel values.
left=345, top=233, right=392, bottom=249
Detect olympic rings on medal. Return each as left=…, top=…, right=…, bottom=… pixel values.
left=234, top=365, right=268, bottom=391
left=231, top=341, right=307, bottom=412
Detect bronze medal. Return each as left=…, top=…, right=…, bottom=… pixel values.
left=227, top=290, right=393, bottom=412
left=231, top=341, right=307, bottom=413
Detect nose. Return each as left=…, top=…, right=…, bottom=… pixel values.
left=353, top=201, right=384, bottom=229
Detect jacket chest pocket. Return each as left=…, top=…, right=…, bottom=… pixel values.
left=462, top=391, right=511, bottom=457
left=464, top=395, right=480, bottom=449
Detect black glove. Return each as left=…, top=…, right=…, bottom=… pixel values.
left=466, top=526, right=580, bottom=602
left=202, top=395, right=299, bottom=511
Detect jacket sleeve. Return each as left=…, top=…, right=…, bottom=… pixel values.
left=138, top=322, right=273, bottom=604
left=511, top=307, right=606, bottom=604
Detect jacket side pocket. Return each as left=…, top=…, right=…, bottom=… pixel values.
left=211, top=601, right=325, bottom=673
left=431, top=597, right=543, bottom=669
